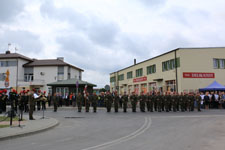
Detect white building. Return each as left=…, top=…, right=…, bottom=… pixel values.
left=0, top=50, right=83, bottom=94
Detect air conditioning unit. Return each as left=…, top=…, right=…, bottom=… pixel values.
left=40, top=72, right=45, bottom=76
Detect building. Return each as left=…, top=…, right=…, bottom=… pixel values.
left=110, top=47, right=225, bottom=94
left=0, top=50, right=95, bottom=95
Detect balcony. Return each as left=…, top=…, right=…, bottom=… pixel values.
left=18, top=79, right=45, bottom=86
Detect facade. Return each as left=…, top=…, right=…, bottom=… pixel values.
left=0, top=50, right=84, bottom=95
left=110, top=47, right=225, bottom=95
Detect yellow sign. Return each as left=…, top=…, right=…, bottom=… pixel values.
left=5, top=70, right=10, bottom=87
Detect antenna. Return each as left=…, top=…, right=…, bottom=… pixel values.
left=15, top=47, right=18, bottom=53
left=8, top=43, right=11, bottom=50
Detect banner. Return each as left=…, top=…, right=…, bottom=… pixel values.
left=183, top=72, right=215, bottom=78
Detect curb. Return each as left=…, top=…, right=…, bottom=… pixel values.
left=0, top=117, right=59, bottom=141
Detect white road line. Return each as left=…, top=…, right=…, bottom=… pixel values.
left=152, top=115, right=225, bottom=118
left=81, top=117, right=152, bottom=150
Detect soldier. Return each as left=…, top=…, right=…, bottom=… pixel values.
left=85, top=92, right=91, bottom=112
left=130, top=92, right=137, bottom=112
left=184, top=92, right=188, bottom=111
left=139, top=91, right=146, bottom=112
left=105, top=92, right=113, bottom=112
left=36, top=90, right=41, bottom=111
left=153, top=93, right=157, bottom=112
left=91, top=92, right=98, bottom=112
left=121, top=92, right=129, bottom=112
left=164, top=92, right=169, bottom=112
left=156, top=92, right=162, bottom=112
left=28, top=90, right=36, bottom=120
left=24, top=90, right=29, bottom=113
left=99, top=92, right=105, bottom=107
left=52, top=93, right=58, bottom=112
left=18, top=91, right=25, bottom=121
left=161, top=93, right=165, bottom=112
left=76, top=92, right=83, bottom=112
left=113, top=91, right=120, bottom=112
left=176, top=92, right=180, bottom=112
left=196, top=92, right=201, bottom=112
left=148, top=92, right=154, bottom=112
left=47, top=93, right=52, bottom=107
left=0, top=90, right=3, bottom=114
left=146, top=92, right=151, bottom=112
left=180, top=92, right=185, bottom=112
left=171, top=93, right=176, bottom=112
left=167, top=92, right=172, bottom=111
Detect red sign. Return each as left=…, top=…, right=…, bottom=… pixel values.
left=183, top=72, right=215, bottom=78
left=133, top=76, right=147, bottom=83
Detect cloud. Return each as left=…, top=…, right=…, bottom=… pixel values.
left=0, top=0, right=25, bottom=23
left=0, top=29, right=43, bottom=55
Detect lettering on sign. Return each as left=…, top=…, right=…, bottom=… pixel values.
left=133, top=76, right=147, bottom=83
left=183, top=72, right=215, bottom=78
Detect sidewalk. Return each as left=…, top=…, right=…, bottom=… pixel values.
left=0, top=115, right=59, bottom=141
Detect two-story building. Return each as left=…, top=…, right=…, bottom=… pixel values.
left=110, top=47, right=225, bottom=94
left=0, top=50, right=95, bottom=95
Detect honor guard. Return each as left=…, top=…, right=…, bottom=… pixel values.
left=91, top=92, right=98, bottom=112
left=139, top=92, right=146, bottom=112
left=113, top=91, right=120, bottom=112
left=130, top=92, right=137, bottom=112
left=76, top=92, right=83, bottom=112
left=121, top=92, right=129, bottom=112
left=105, top=92, right=113, bottom=112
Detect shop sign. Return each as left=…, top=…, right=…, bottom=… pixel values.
left=133, top=76, right=147, bottom=83
left=183, top=72, right=215, bottom=78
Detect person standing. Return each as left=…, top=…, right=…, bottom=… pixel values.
left=130, top=92, right=137, bottom=112
left=121, top=92, right=129, bottom=112
left=146, top=92, right=151, bottom=112
left=76, top=92, right=83, bottom=112
left=85, top=92, right=91, bottom=112
left=139, top=92, right=146, bottom=112
left=196, top=92, right=201, bottom=112
left=204, top=92, right=210, bottom=109
left=28, top=90, right=36, bottom=120
left=91, top=92, right=98, bottom=112
left=52, top=93, right=58, bottom=112
left=105, top=91, right=113, bottom=112
left=72, top=93, right=76, bottom=107
left=47, top=93, right=52, bottom=107
left=113, top=91, right=120, bottom=112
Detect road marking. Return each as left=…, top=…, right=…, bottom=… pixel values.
left=151, top=114, right=225, bottom=119
left=81, top=117, right=152, bottom=150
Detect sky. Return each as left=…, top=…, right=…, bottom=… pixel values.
left=0, top=0, right=225, bottom=88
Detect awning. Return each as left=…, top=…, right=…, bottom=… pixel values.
left=47, top=78, right=96, bottom=87
left=199, top=81, right=225, bottom=91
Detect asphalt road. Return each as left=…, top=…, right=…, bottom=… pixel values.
left=1, top=108, right=225, bottom=150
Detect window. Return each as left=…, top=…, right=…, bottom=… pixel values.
left=118, top=74, right=124, bottom=81
left=58, top=66, right=64, bottom=81
left=0, top=61, right=17, bottom=67
left=136, top=68, right=143, bottom=77
left=147, top=65, right=156, bottom=75
left=162, top=57, right=180, bottom=72
left=127, top=71, right=133, bottom=79
left=0, top=73, right=6, bottom=81
left=166, top=80, right=176, bottom=92
left=24, top=67, right=33, bottom=82
left=213, top=58, right=225, bottom=69
left=110, top=76, right=115, bottom=82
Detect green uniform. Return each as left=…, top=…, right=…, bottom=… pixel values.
left=148, top=95, right=154, bottom=112
left=139, top=95, right=146, bottom=112
left=156, top=95, right=162, bottom=112
left=76, top=94, right=83, bottom=112
left=179, top=95, right=185, bottom=112
left=52, top=95, right=58, bottom=112
left=113, top=95, right=120, bottom=112
left=92, top=95, right=98, bottom=112
left=172, top=95, right=177, bottom=112
left=85, top=95, right=91, bottom=112
left=153, top=95, right=157, bottom=111
left=130, top=94, right=137, bottom=112
left=29, top=94, right=35, bottom=120
left=121, top=95, right=128, bottom=112
left=105, top=94, right=113, bottom=112
left=196, top=95, right=201, bottom=111
left=164, top=95, right=169, bottom=112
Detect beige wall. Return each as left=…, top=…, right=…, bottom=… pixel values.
left=110, top=47, right=225, bottom=94
left=179, top=48, right=225, bottom=92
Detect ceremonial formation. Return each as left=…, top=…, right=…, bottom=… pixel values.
left=1, top=89, right=225, bottom=120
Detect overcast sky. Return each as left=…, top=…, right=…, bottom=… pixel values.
left=0, top=0, right=225, bottom=88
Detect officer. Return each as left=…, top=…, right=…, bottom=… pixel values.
left=91, top=92, right=98, bottom=113
left=146, top=92, right=151, bottom=112
left=28, top=90, right=36, bottom=120
left=105, top=91, right=113, bottom=112
left=52, top=93, right=59, bottom=112
left=76, top=92, right=83, bottom=112
left=121, top=92, right=129, bottom=112
left=138, top=91, right=146, bottom=112
left=85, top=92, right=91, bottom=112
left=130, top=92, right=137, bottom=112
left=196, top=92, right=201, bottom=112
left=113, top=91, right=120, bottom=112
left=156, top=92, right=162, bottom=112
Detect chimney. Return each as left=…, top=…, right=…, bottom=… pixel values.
left=134, top=59, right=136, bottom=65
left=5, top=50, right=10, bottom=54
left=57, top=57, right=64, bottom=61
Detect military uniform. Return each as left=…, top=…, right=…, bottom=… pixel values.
left=76, top=94, right=83, bottom=112
left=29, top=93, right=35, bottom=120
left=179, top=94, right=185, bottom=112
left=52, top=95, right=59, bottom=112
left=196, top=95, right=201, bottom=112
left=84, top=95, right=91, bottom=112
left=130, top=94, right=137, bottom=112
left=92, top=94, right=98, bottom=112
left=172, top=95, right=177, bottom=112
left=148, top=95, right=154, bottom=112
left=105, top=94, right=113, bottom=112
left=164, top=94, right=169, bottom=112
left=138, top=94, right=146, bottom=112
left=113, top=94, right=120, bottom=112
left=153, top=95, right=157, bottom=111
left=156, top=95, right=162, bottom=112
left=121, top=94, right=129, bottom=112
